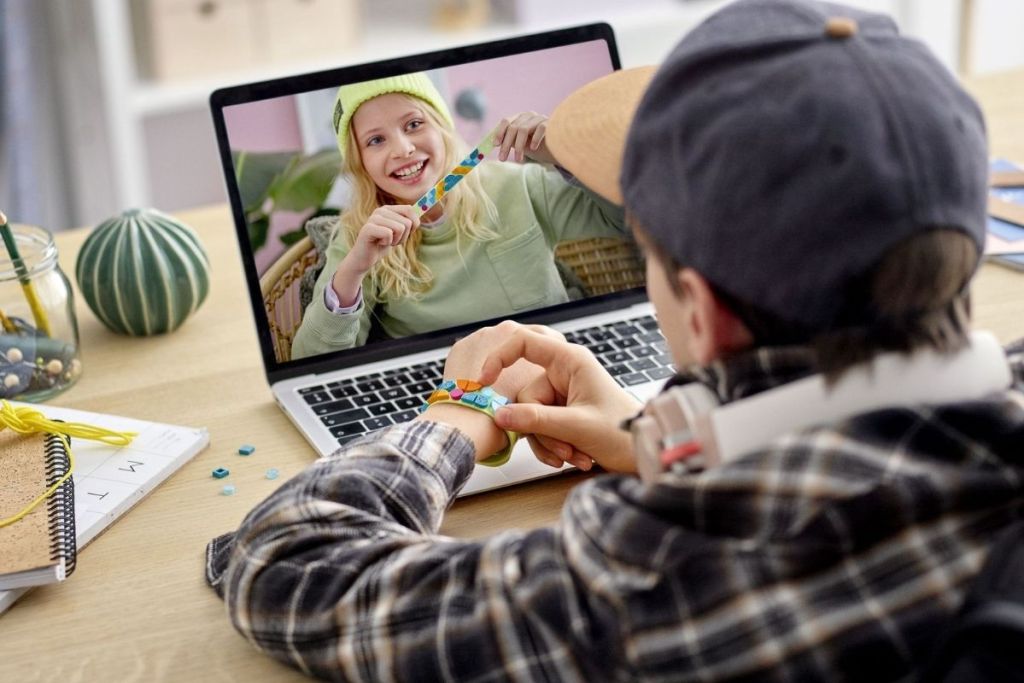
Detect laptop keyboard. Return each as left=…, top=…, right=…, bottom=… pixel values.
left=298, top=314, right=674, bottom=447
left=563, top=314, right=674, bottom=387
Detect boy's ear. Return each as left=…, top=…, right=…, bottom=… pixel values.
left=677, top=269, right=754, bottom=364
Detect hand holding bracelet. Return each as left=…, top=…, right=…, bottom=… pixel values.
left=418, top=379, right=517, bottom=466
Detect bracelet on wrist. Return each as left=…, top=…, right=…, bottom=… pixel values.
left=418, top=379, right=517, bottom=466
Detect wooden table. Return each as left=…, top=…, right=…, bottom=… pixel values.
left=3, top=70, right=1024, bottom=682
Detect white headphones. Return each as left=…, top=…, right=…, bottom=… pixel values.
left=631, top=331, right=1013, bottom=483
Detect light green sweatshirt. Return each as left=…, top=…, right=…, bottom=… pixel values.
left=291, top=161, right=627, bottom=359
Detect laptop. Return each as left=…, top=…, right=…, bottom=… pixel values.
left=210, top=24, right=673, bottom=495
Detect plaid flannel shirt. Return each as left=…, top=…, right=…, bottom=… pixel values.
left=206, top=339, right=1024, bottom=682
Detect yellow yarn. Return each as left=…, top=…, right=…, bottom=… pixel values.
left=0, top=400, right=137, bottom=528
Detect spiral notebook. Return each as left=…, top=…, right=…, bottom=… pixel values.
left=0, top=432, right=76, bottom=590
left=0, top=403, right=209, bottom=615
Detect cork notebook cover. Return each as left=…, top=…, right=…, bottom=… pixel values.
left=0, top=431, right=75, bottom=587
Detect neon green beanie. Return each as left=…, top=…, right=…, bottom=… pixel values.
left=332, top=73, right=454, bottom=156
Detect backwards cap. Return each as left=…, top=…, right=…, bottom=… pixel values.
left=548, top=0, right=988, bottom=334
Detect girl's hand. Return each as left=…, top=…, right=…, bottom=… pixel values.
left=331, top=205, right=419, bottom=307
left=345, top=205, right=420, bottom=273
left=494, top=112, right=557, bottom=166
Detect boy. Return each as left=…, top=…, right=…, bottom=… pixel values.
left=206, top=1, right=1024, bottom=680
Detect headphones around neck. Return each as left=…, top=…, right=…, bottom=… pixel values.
left=631, top=332, right=1012, bottom=483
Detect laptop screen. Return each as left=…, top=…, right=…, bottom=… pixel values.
left=211, top=24, right=646, bottom=380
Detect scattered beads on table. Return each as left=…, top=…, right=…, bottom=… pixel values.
left=237, top=444, right=256, bottom=456
left=221, top=484, right=236, bottom=496
left=265, top=468, right=279, bottom=480
left=211, top=467, right=229, bottom=479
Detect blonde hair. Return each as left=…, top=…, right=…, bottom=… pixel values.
left=338, top=94, right=498, bottom=302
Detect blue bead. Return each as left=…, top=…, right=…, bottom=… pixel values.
left=480, top=386, right=495, bottom=397
left=492, top=395, right=509, bottom=406
left=443, top=174, right=461, bottom=191
left=237, top=444, right=255, bottom=455
left=221, top=484, right=236, bottom=496
left=474, top=394, right=489, bottom=408
left=212, top=467, right=229, bottom=479
left=265, top=468, right=279, bottom=480
left=461, top=392, right=478, bottom=404
left=440, top=379, right=456, bottom=390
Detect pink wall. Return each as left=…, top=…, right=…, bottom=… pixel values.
left=223, top=38, right=615, bottom=275
left=224, top=97, right=302, bottom=151
left=225, top=96, right=306, bottom=275
left=443, top=40, right=614, bottom=143
left=221, top=37, right=615, bottom=165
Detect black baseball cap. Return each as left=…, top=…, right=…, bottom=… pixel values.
left=548, top=0, right=988, bottom=333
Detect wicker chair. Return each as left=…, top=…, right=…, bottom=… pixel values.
left=259, top=235, right=643, bottom=362
left=554, top=237, right=645, bottom=295
left=260, top=235, right=319, bottom=363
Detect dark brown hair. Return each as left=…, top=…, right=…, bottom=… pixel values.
left=650, top=228, right=977, bottom=377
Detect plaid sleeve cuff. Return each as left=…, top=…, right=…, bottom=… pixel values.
left=327, top=420, right=478, bottom=503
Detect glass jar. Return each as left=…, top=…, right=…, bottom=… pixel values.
left=0, top=223, right=82, bottom=401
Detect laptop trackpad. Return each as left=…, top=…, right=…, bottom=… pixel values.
left=460, top=440, right=570, bottom=497
left=628, top=381, right=662, bottom=404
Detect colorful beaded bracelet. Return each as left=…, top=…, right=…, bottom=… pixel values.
left=418, top=379, right=518, bottom=467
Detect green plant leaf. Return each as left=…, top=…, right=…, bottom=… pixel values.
left=269, top=149, right=342, bottom=212
left=278, top=208, right=340, bottom=247
left=233, top=150, right=296, bottom=212
left=248, top=214, right=270, bottom=251
left=279, top=227, right=308, bottom=246
left=308, top=207, right=341, bottom=220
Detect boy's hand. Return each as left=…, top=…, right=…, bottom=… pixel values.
left=420, top=321, right=562, bottom=462
left=478, top=323, right=642, bottom=473
left=495, top=112, right=557, bottom=165
left=443, top=321, right=562, bottom=399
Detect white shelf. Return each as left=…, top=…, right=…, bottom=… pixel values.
left=126, top=0, right=730, bottom=117
left=129, top=22, right=522, bottom=115
left=90, top=0, right=732, bottom=213
left=88, top=0, right=958, bottom=218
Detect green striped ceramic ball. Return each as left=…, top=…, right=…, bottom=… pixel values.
left=75, top=208, right=210, bottom=335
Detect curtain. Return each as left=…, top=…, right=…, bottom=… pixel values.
left=0, top=0, right=74, bottom=232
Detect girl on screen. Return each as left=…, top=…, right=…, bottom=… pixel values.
left=290, top=72, right=627, bottom=359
